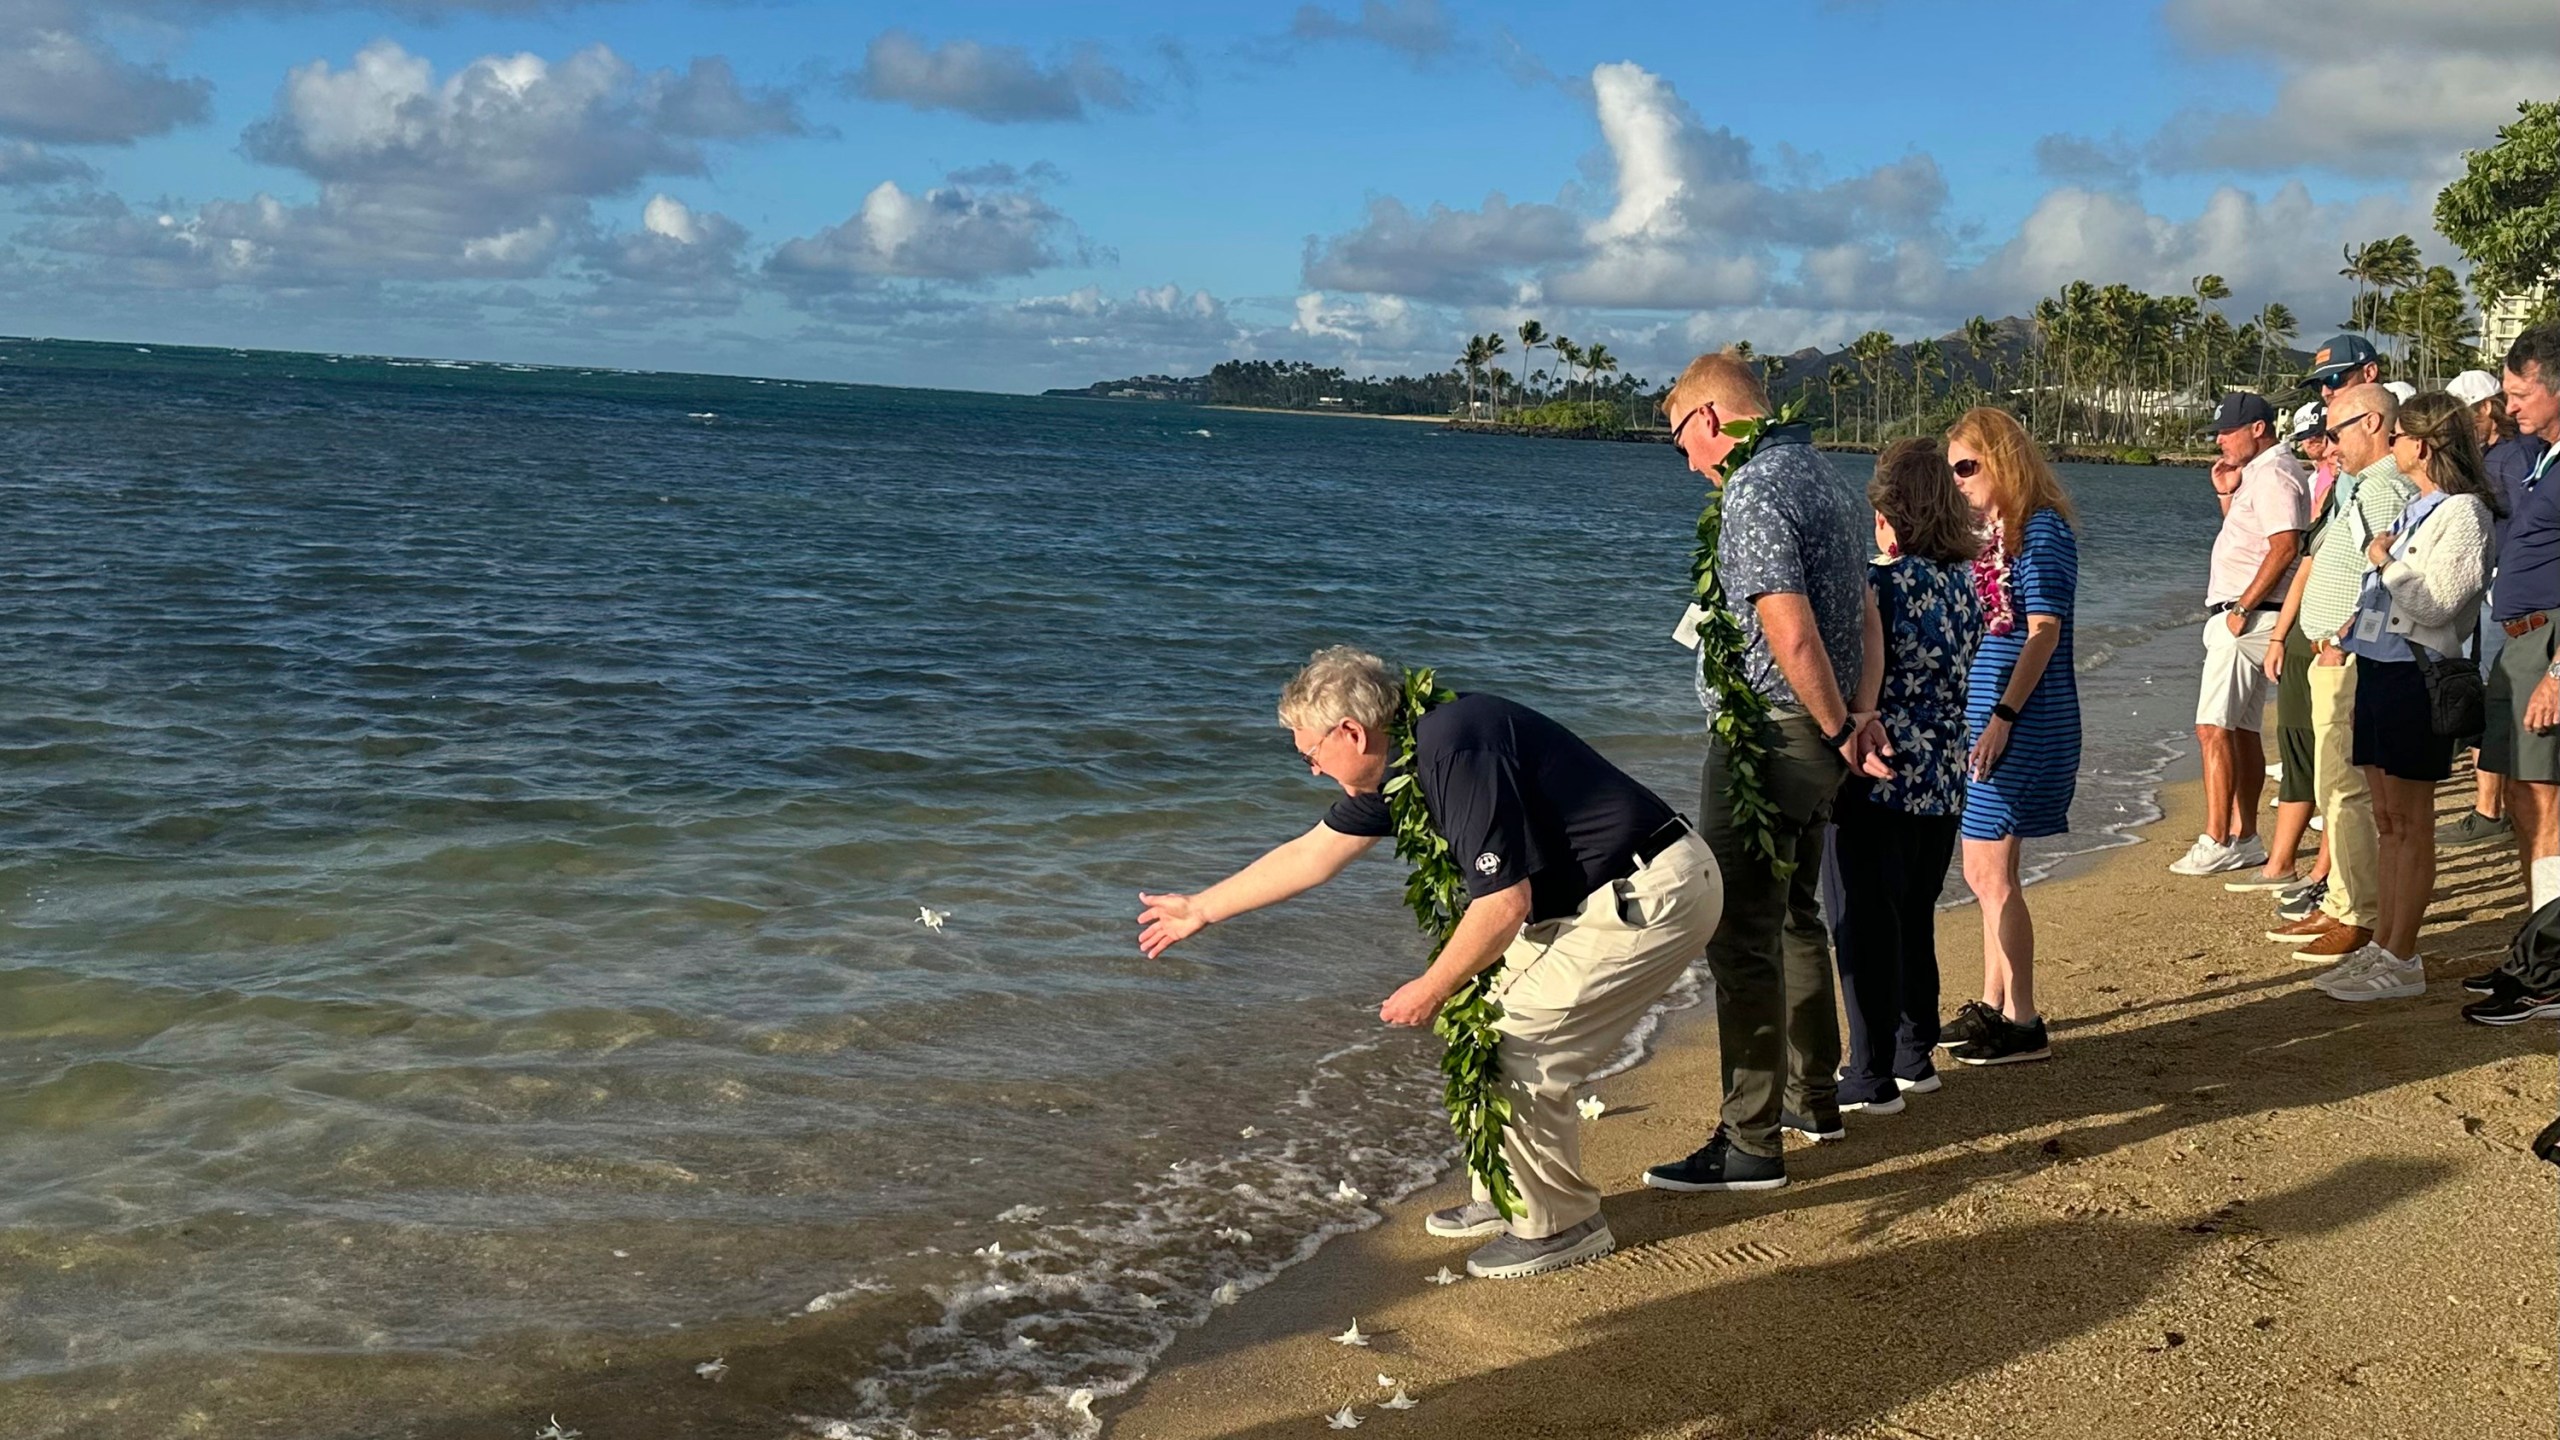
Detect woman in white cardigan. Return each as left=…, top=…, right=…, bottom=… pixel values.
left=2321, top=391, right=2505, bottom=1001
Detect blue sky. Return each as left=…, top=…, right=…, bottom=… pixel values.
left=1, top=0, right=2548, bottom=391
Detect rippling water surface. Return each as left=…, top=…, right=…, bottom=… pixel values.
left=0, top=339, right=2221, bottom=1438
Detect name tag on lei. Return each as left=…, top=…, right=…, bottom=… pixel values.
left=1672, top=602, right=1707, bottom=651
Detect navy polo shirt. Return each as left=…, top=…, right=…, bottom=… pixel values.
left=1322, top=692, right=1677, bottom=923
left=2495, top=442, right=2560, bottom=622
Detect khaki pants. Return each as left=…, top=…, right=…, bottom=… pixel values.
left=1476, top=831, right=1723, bottom=1238
left=2309, top=652, right=2379, bottom=929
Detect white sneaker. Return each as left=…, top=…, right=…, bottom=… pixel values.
left=2310, top=942, right=2388, bottom=991
left=1840, top=1093, right=1906, bottom=1115
left=2224, top=837, right=2270, bottom=871
left=2168, top=834, right=2262, bottom=876
left=2325, top=951, right=2426, bottom=1002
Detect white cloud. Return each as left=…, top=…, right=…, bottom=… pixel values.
left=1287, top=0, right=1456, bottom=61
left=0, top=1, right=213, bottom=144
left=1301, top=194, right=1582, bottom=303
left=849, top=29, right=1135, bottom=123
left=571, top=193, right=750, bottom=323
left=766, top=173, right=1089, bottom=291
left=0, top=140, right=93, bottom=185
left=2151, top=0, right=2560, bottom=177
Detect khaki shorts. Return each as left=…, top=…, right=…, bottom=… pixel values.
left=2197, top=609, right=2280, bottom=732
left=2482, top=611, right=2560, bottom=783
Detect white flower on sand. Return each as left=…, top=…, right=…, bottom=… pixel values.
left=995, top=1204, right=1046, bottom=1223
left=694, top=1357, right=728, bottom=1382
left=1375, top=1374, right=1396, bottom=1387
left=973, top=1242, right=1004, bottom=1260
left=916, top=906, right=949, bottom=933
left=1425, top=1266, right=1460, bottom=1286
left=1577, top=1096, right=1606, bottom=1120
left=610, top=1249, right=629, bottom=1259
left=1216, top=1227, right=1253, bottom=1244
left=1333, top=1180, right=1366, bottom=1203
left=1239, top=1125, right=1260, bottom=1138
left=1134, top=1293, right=1165, bottom=1310
left=1213, top=1282, right=1243, bottom=1306
left=1381, top=1387, right=1418, bottom=1410
left=1333, top=1319, right=1369, bottom=1347
left=1067, top=1389, right=1096, bottom=1417
left=534, top=1419, right=582, bottom=1440
left=1015, top=1335, right=1041, bottom=1351
left=1327, top=1405, right=1363, bottom=1430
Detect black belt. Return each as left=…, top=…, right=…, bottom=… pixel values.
left=1629, top=815, right=1695, bottom=872
left=2207, top=600, right=2282, bottom=615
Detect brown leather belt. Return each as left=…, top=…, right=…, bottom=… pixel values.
left=2504, top=612, right=2551, bottom=639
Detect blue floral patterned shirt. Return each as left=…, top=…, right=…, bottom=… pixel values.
left=1867, top=554, right=1984, bottom=815
left=1698, top=424, right=1869, bottom=726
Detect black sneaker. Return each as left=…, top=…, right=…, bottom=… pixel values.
left=2274, top=879, right=2327, bottom=923
left=1950, top=1014, right=2052, bottom=1066
left=1935, top=999, right=2000, bottom=1050
left=1642, top=1131, right=1787, bottom=1192
left=2460, top=967, right=2521, bottom=996
left=1780, top=1109, right=1845, bottom=1143
left=2462, top=986, right=2560, bottom=1025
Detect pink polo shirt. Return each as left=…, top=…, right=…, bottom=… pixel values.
left=2207, top=443, right=2311, bottom=606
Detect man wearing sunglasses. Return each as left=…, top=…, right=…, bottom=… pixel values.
left=2264, top=384, right=2412, bottom=965
left=2303, top=332, right=2383, bottom=396
left=1644, top=349, right=1884, bottom=1198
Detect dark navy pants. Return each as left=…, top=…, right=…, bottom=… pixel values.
left=1826, top=792, right=1958, bottom=1104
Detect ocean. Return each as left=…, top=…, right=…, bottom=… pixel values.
left=0, top=338, right=2222, bottom=1438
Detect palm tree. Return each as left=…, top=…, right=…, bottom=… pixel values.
left=1480, top=332, right=1507, bottom=409
left=1850, top=330, right=1895, bottom=444
left=1825, top=363, right=1855, bottom=438
left=1909, top=338, right=1943, bottom=429
left=1551, top=337, right=1581, bottom=403
left=1583, top=342, right=1618, bottom=408
left=1515, top=319, right=1546, bottom=414
left=2189, top=274, right=2228, bottom=410
left=1962, top=315, right=1997, bottom=405
left=2253, top=301, right=2297, bottom=392
left=1457, top=334, right=1491, bottom=416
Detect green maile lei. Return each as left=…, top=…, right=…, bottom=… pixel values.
left=1382, top=666, right=1522, bottom=1219
left=1690, top=396, right=1813, bottom=880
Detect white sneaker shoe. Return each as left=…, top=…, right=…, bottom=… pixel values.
left=2169, top=834, right=2262, bottom=875
left=2325, top=952, right=2426, bottom=1002
left=2310, top=942, right=2389, bottom=991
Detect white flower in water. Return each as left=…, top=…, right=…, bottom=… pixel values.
left=1213, top=1282, right=1242, bottom=1306
left=1577, top=1096, right=1606, bottom=1120
left=1380, top=1387, right=1418, bottom=1411
left=694, top=1357, right=728, bottom=1382
left=1425, top=1267, right=1460, bottom=1286
left=1168, top=1160, right=1190, bottom=1174
left=916, top=906, right=949, bottom=933
left=1216, top=1227, right=1252, bottom=1244
left=534, top=1418, right=582, bottom=1440
left=973, top=1242, right=1004, bottom=1260
left=1133, top=1293, right=1165, bottom=1310
left=1066, top=1389, right=1096, bottom=1418
left=1333, top=1180, right=1366, bottom=1203
left=1015, top=1335, right=1041, bottom=1351
left=610, top=1249, right=630, bottom=1259
left=995, top=1205, right=1046, bottom=1224
left=1327, top=1405, right=1362, bottom=1430
left=1239, top=1125, right=1260, bottom=1138
left=1333, top=1319, right=1369, bottom=1347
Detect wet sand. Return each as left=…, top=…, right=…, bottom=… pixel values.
left=1106, top=776, right=2558, bottom=1439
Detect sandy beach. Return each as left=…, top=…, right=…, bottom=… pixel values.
left=1106, top=775, right=2559, bottom=1439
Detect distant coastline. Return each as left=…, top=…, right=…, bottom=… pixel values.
left=1204, top=404, right=1444, bottom=423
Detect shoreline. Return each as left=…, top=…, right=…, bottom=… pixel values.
left=1104, top=773, right=2556, bottom=1439
left=1202, top=405, right=1447, bottom=423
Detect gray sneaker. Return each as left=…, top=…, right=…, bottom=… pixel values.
left=1463, top=1215, right=1615, bottom=1279
left=1424, top=1199, right=1509, bottom=1239
left=2437, top=809, right=2511, bottom=848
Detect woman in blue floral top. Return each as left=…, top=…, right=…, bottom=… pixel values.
left=1829, top=438, right=1985, bottom=1111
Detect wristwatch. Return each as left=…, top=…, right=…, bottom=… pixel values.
left=2545, top=660, right=2560, bottom=684
left=1823, top=718, right=1858, bottom=750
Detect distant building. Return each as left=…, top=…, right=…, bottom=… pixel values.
left=2484, top=281, right=2552, bottom=366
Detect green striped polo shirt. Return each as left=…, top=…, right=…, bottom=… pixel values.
left=2297, top=455, right=2416, bottom=643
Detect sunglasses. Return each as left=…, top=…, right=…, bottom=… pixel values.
left=1669, top=399, right=1722, bottom=447
left=2321, top=411, right=2377, bottom=444
left=1949, top=458, right=1983, bottom=479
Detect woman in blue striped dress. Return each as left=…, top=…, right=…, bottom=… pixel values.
left=1941, top=406, right=2080, bottom=1066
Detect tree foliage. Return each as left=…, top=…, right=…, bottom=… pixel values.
left=2436, top=99, right=2560, bottom=324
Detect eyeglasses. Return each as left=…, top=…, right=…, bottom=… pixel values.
left=1292, top=720, right=1345, bottom=772
left=1670, top=399, right=1722, bottom=447
left=1950, top=458, right=1983, bottom=479
left=2321, top=411, right=2377, bottom=444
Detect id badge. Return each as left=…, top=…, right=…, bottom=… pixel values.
left=1672, top=601, right=1708, bottom=651
left=2352, top=606, right=2389, bottom=644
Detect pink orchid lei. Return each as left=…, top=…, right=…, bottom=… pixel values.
left=1973, top=516, right=2017, bottom=638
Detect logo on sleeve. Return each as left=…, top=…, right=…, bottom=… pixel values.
left=1474, top=852, right=1503, bottom=876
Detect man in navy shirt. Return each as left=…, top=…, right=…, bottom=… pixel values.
left=2484, top=324, right=2560, bottom=913
left=1137, top=647, right=1722, bottom=1279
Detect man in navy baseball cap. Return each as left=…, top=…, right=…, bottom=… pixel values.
left=2304, top=334, right=2381, bottom=392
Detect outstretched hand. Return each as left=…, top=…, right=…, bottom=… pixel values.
left=1380, top=974, right=1454, bottom=1028
left=1136, top=892, right=1209, bottom=958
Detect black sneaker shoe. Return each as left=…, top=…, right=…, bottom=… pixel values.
left=1642, top=1131, right=1788, bottom=1192
left=2462, top=986, right=2560, bottom=1025
left=2274, top=879, right=2327, bottom=923
left=1780, top=1108, right=1845, bottom=1143
left=2460, top=967, right=2521, bottom=996
left=1951, top=1014, right=2052, bottom=1066
left=1935, top=999, right=2000, bottom=1050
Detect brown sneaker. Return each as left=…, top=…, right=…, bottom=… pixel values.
left=2296, top=924, right=2375, bottom=958
left=2266, top=911, right=2340, bottom=945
